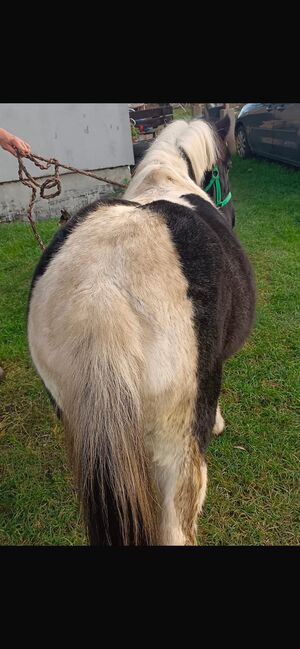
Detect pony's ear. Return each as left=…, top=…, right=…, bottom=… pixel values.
left=215, top=114, right=231, bottom=141
left=215, top=113, right=236, bottom=153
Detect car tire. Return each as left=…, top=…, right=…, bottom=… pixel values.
left=235, top=125, right=252, bottom=159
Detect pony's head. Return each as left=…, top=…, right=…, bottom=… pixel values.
left=126, top=114, right=235, bottom=227
left=176, top=113, right=235, bottom=227
left=203, top=114, right=236, bottom=227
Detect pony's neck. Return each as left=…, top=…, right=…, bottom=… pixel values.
left=124, top=119, right=218, bottom=207
left=124, top=161, right=213, bottom=208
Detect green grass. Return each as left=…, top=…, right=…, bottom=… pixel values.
left=0, top=156, right=299, bottom=545
left=0, top=220, right=85, bottom=545
left=199, top=157, right=300, bottom=545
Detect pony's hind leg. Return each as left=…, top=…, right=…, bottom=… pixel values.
left=212, top=402, right=225, bottom=436
left=174, top=438, right=207, bottom=545
left=154, top=433, right=207, bottom=546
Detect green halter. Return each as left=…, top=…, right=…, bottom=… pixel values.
left=204, top=164, right=232, bottom=208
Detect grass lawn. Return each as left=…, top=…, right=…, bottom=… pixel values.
left=0, top=155, right=299, bottom=545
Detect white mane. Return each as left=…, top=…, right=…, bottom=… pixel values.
left=124, top=119, right=219, bottom=205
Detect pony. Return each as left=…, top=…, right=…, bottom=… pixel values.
left=27, top=114, right=255, bottom=545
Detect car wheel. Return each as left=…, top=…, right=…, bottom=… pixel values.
left=235, top=125, right=251, bottom=159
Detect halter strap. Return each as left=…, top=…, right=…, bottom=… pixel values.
left=204, top=165, right=232, bottom=208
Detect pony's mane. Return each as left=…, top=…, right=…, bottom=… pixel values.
left=125, top=119, right=219, bottom=200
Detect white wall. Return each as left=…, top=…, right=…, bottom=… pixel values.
left=0, top=166, right=131, bottom=222
left=0, top=103, right=134, bottom=183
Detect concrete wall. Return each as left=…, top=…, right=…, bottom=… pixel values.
left=0, top=166, right=131, bottom=223
left=0, top=103, right=134, bottom=220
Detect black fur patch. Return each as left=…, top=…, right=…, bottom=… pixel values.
left=178, top=147, right=197, bottom=183
left=143, top=195, right=255, bottom=450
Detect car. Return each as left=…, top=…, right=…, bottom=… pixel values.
left=235, top=103, right=300, bottom=167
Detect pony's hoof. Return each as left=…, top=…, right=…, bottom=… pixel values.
left=213, top=410, right=225, bottom=436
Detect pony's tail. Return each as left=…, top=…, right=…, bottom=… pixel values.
left=62, top=336, right=159, bottom=546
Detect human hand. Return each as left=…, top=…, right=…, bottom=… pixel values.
left=0, top=128, right=31, bottom=157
